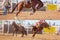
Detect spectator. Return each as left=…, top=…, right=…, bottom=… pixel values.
left=2, top=0, right=10, bottom=15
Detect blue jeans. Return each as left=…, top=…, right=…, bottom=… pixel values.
left=3, top=6, right=7, bottom=15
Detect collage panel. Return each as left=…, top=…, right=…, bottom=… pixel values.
left=0, top=20, right=60, bottom=40
left=0, top=0, right=60, bottom=40
left=0, top=0, right=60, bottom=20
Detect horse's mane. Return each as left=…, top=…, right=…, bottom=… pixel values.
left=12, top=22, right=19, bottom=28
left=40, top=22, right=50, bottom=28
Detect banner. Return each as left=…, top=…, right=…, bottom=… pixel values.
left=44, top=26, right=56, bottom=33
left=47, top=4, right=57, bottom=10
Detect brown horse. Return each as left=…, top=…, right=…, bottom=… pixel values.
left=32, top=22, right=50, bottom=37
left=11, top=0, right=43, bottom=16
left=12, top=21, right=27, bottom=37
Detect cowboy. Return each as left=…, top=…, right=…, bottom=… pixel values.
left=36, top=20, right=45, bottom=28
left=36, top=22, right=40, bottom=28
left=39, top=20, right=45, bottom=24
left=2, top=0, right=10, bottom=15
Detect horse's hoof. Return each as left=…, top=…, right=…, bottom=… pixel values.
left=21, top=36, right=24, bottom=37
left=56, top=33, right=59, bottom=35
left=32, top=35, right=35, bottom=37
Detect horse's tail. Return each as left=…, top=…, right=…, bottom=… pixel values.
left=11, top=3, right=19, bottom=13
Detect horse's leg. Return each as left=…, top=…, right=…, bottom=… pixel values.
left=24, top=30, right=27, bottom=36
left=30, top=2, right=37, bottom=15
left=13, top=30, right=15, bottom=36
left=13, top=31, right=14, bottom=36
left=11, top=4, right=18, bottom=13
left=16, top=31, right=17, bottom=37
left=30, top=8, right=36, bottom=15
left=16, top=3, right=23, bottom=16
left=21, top=32, right=24, bottom=37
left=18, top=30, right=24, bottom=37
left=32, top=30, right=37, bottom=37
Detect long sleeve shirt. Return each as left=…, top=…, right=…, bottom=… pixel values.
left=2, top=0, right=9, bottom=8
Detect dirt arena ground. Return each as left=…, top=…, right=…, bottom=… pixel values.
left=0, top=33, right=60, bottom=40
left=0, top=11, right=60, bottom=20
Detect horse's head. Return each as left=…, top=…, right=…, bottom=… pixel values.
left=12, top=21, right=18, bottom=28
left=40, top=22, right=50, bottom=29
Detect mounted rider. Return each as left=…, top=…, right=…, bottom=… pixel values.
left=36, top=20, right=45, bottom=28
